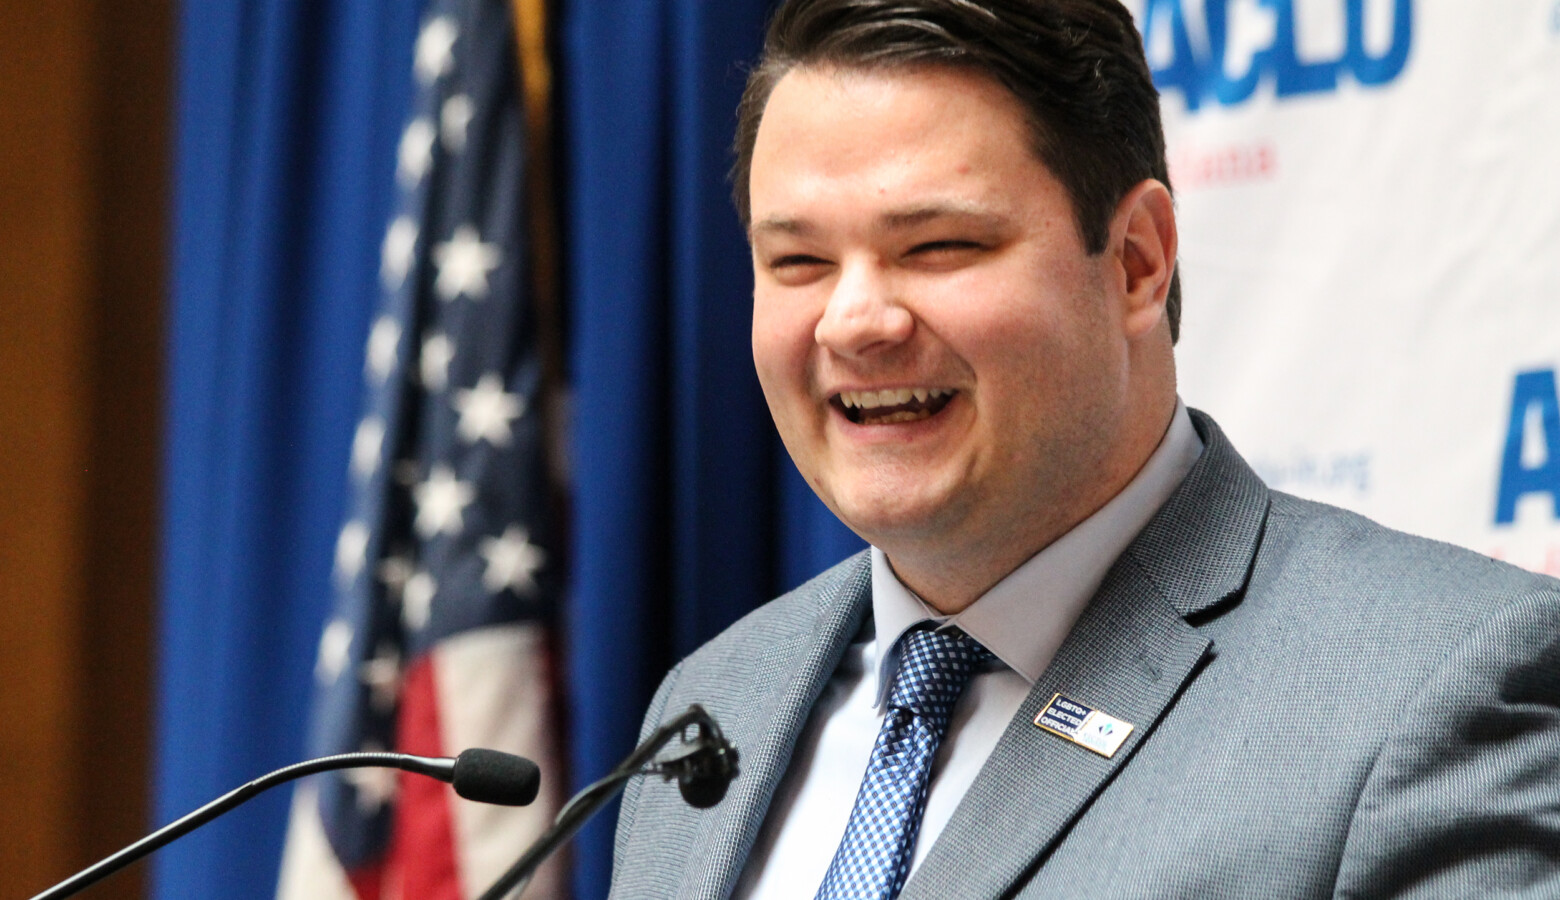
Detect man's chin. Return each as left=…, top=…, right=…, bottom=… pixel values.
left=829, top=490, right=963, bottom=548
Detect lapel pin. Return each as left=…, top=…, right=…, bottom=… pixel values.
left=1034, top=693, right=1134, bottom=758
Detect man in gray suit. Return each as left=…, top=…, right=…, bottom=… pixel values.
left=611, top=0, right=1560, bottom=897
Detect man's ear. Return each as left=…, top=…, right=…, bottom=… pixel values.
left=1110, top=179, right=1177, bottom=339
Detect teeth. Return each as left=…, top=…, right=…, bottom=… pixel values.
left=866, top=410, right=928, bottom=424
left=838, top=387, right=953, bottom=410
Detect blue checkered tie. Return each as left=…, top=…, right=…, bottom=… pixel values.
left=815, top=627, right=995, bottom=900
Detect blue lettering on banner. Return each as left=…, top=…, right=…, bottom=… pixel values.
left=1495, top=369, right=1560, bottom=525
left=1252, top=451, right=1372, bottom=497
left=1142, top=0, right=1415, bottom=112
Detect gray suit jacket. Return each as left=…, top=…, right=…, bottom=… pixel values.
left=611, top=412, right=1560, bottom=898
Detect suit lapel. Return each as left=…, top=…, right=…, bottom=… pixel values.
left=900, top=558, right=1211, bottom=900
left=680, top=554, right=873, bottom=900
left=902, top=411, right=1269, bottom=899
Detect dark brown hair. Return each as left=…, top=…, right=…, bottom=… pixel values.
left=733, top=0, right=1180, bottom=341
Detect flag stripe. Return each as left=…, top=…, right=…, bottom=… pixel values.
left=276, top=785, right=366, bottom=900
left=388, top=658, right=463, bottom=899
left=435, top=625, right=565, bottom=898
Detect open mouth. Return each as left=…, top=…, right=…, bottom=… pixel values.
left=833, top=388, right=956, bottom=425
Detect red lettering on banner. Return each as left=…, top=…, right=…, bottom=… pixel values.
left=1485, top=542, right=1560, bottom=577
left=1169, top=142, right=1278, bottom=189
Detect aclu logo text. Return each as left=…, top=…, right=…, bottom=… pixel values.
left=1496, top=368, right=1560, bottom=525
left=1138, top=0, right=1414, bottom=111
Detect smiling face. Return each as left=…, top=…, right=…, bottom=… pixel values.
left=749, top=64, right=1176, bottom=608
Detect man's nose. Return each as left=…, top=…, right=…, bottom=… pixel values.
left=813, top=260, right=914, bottom=357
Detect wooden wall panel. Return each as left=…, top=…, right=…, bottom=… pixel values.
left=78, top=1, right=168, bottom=886
left=0, top=0, right=97, bottom=889
left=0, top=0, right=168, bottom=897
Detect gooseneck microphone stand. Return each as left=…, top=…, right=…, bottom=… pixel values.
left=31, top=748, right=539, bottom=900
left=476, top=704, right=739, bottom=900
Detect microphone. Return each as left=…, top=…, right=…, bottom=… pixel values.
left=450, top=748, right=542, bottom=806
left=649, top=714, right=739, bottom=809
left=475, top=704, right=739, bottom=900
left=29, top=748, right=540, bottom=900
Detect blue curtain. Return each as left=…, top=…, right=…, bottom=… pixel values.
left=159, top=2, right=420, bottom=897
left=560, top=2, right=865, bottom=897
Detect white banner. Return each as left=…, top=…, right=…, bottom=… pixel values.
left=1126, top=0, right=1560, bottom=577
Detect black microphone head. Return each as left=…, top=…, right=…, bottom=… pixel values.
left=451, top=749, right=540, bottom=806
left=675, top=740, right=739, bottom=809
left=677, top=770, right=730, bottom=809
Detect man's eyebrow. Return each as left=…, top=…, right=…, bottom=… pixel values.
left=749, top=205, right=1003, bottom=239
left=748, top=217, right=813, bottom=238
left=880, top=203, right=1002, bottom=230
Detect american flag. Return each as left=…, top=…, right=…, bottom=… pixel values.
left=277, top=0, right=564, bottom=896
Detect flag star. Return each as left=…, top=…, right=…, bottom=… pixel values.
left=315, top=619, right=354, bottom=684
left=440, top=94, right=474, bottom=153
left=420, top=332, right=456, bottom=393
left=432, top=225, right=502, bottom=301
left=377, top=552, right=414, bottom=596
left=365, top=316, right=402, bottom=383
left=453, top=373, right=525, bottom=446
left=403, top=570, right=437, bottom=630
left=414, top=16, right=459, bottom=85
left=344, top=743, right=399, bottom=812
left=380, top=216, right=419, bottom=289
left=359, top=644, right=402, bottom=713
left=413, top=463, right=475, bottom=538
left=397, top=118, right=436, bottom=187
left=479, top=525, right=546, bottom=596
left=334, top=521, right=371, bottom=584
left=351, top=417, right=386, bottom=481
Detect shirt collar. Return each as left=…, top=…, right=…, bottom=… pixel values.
left=868, top=401, right=1204, bottom=707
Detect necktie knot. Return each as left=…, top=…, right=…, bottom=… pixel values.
left=887, top=627, right=995, bottom=722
